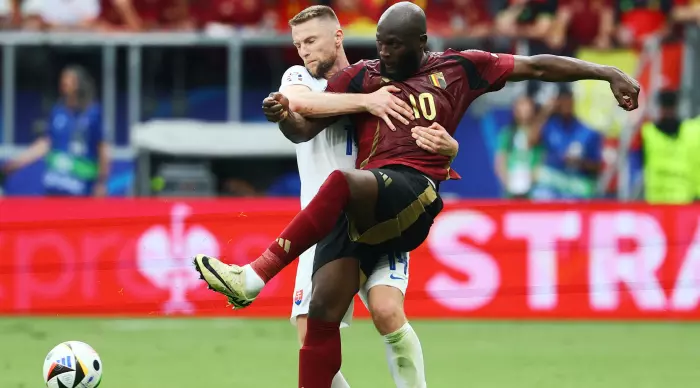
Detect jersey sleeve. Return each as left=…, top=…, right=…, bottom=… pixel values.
left=279, top=65, right=316, bottom=92
left=325, top=60, right=367, bottom=94
left=458, top=50, right=515, bottom=93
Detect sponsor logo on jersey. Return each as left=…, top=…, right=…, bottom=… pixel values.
left=294, top=289, right=304, bottom=305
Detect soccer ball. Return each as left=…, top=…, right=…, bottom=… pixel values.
left=43, top=341, right=103, bottom=388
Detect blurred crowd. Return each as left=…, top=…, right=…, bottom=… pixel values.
left=0, top=0, right=697, bottom=43
left=1, top=0, right=700, bottom=203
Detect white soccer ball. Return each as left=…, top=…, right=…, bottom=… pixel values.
left=43, top=341, right=103, bottom=388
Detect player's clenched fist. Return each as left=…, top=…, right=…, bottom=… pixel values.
left=262, top=92, right=291, bottom=123
left=607, top=67, right=641, bottom=111
left=411, top=122, right=459, bottom=157
left=362, top=85, right=415, bottom=131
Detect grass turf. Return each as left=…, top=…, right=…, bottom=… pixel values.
left=1, top=318, right=697, bottom=387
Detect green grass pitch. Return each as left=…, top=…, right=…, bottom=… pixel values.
left=1, top=318, right=698, bottom=387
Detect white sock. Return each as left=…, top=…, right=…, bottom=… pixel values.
left=242, top=264, right=265, bottom=297
left=331, top=371, right=351, bottom=388
left=383, top=323, right=426, bottom=388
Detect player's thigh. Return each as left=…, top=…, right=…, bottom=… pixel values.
left=350, top=166, right=443, bottom=252
left=309, top=257, right=360, bottom=322
left=342, top=169, right=381, bottom=233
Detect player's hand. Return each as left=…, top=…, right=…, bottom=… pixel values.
left=262, top=92, right=291, bottom=123
left=607, top=67, right=640, bottom=111
left=363, top=86, right=415, bottom=131
left=411, top=122, right=459, bottom=157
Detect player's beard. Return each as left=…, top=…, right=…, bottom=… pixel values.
left=308, top=55, right=336, bottom=79
left=380, top=50, right=423, bottom=81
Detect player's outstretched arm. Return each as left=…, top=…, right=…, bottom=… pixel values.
left=509, top=55, right=641, bottom=111
left=287, top=86, right=415, bottom=131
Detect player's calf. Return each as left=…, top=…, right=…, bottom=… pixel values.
left=296, top=315, right=352, bottom=388
left=368, top=285, right=427, bottom=388
left=300, top=258, right=360, bottom=388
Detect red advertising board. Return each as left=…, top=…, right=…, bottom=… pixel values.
left=1, top=199, right=699, bottom=319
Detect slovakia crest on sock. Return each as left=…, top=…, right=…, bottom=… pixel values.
left=294, top=289, right=303, bottom=306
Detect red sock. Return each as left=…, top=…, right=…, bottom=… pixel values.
left=250, top=170, right=351, bottom=282
left=299, top=318, right=341, bottom=388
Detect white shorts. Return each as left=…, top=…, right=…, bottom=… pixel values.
left=290, top=245, right=410, bottom=328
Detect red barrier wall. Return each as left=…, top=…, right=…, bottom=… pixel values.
left=1, top=199, right=699, bottom=319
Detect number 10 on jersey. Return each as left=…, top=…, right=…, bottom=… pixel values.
left=408, top=93, right=436, bottom=121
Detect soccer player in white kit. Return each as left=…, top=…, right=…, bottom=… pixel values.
left=265, top=6, right=459, bottom=388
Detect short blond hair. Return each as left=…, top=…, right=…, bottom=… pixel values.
left=289, top=5, right=339, bottom=27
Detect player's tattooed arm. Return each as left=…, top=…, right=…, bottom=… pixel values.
left=509, top=55, right=640, bottom=111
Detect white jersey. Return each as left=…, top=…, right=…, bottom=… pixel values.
left=279, top=65, right=357, bottom=208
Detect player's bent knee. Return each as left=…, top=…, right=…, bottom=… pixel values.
left=368, top=286, right=407, bottom=335
left=308, top=294, right=346, bottom=322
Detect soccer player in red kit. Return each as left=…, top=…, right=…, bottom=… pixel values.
left=194, top=2, right=640, bottom=387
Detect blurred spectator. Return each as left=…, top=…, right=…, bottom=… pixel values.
left=494, top=96, right=543, bottom=199
left=672, top=0, right=700, bottom=24
left=0, top=0, right=39, bottom=29
left=223, top=178, right=261, bottom=197
left=276, top=0, right=313, bottom=31
left=331, top=0, right=384, bottom=36
left=530, top=89, right=602, bottom=200
left=99, top=0, right=192, bottom=32
left=1, top=65, right=109, bottom=197
left=25, top=0, right=101, bottom=30
left=495, top=0, right=556, bottom=52
left=420, top=0, right=492, bottom=37
left=640, top=90, right=700, bottom=204
left=496, top=0, right=557, bottom=101
left=615, top=0, right=672, bottom=49
left=548, top=0, right=614, bottom=54
left=194, top=0, right=277, bottom=34
left=0, top=0, right=17, bottom=28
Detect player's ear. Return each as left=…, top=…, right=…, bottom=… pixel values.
left=419, top=34, right=427, bottom=51
left=335, top=28, right=344, bottom=47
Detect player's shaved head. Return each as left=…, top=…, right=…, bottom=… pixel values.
left=376, top=2, right=428, bottom=81
left=378, top=2, right=427, bottom=37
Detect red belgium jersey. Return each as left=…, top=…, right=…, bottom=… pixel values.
left=325, top=49, right=514, bottom=182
